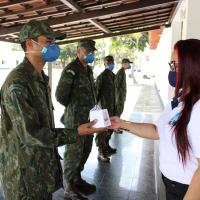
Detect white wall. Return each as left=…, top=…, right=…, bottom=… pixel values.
left=154, top=0, right=200, bottom=104
left=152, top=28, right=172, bottom=105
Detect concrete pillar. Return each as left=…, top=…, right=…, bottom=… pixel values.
left=185, top=0, right=200, bottom=39
left=48, top=62, right=53, bottom=89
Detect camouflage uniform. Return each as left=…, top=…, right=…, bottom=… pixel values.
left=95, top=68, right=116, bottom=153
left=115, top=68, right=127, bottom=116
left=0, top=58, right=77, bottom=200
left=55, top=58, right=96, bottom=183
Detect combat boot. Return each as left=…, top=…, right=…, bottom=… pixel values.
left=64, top=180, right=88, bottom=200
left=97, top=148, right=110, bottom=162
left=74, top=177, right=96, bottom=195
left=106, top=145, right=117, bottom=155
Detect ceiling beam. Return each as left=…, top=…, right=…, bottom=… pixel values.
left=0, top=1, right=63, bottom=18
left=58, top=24, right=171, bottom=45
left=59, top=0, right=111, bottom=33
left=0, top=4, right=172, bottom=26
left=0, top=0, right=178, bottom=36
left=0, top=0, right=36, bottom=8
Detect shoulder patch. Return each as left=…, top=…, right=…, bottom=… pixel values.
left=66, top=69, right=75, bottom=76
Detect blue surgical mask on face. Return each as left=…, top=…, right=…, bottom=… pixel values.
left=84, top=53, right=95, bottom=63
left=127, top=64, right=131, bottom=69
left=31, top=40, right=60, bottom=62
left=168, top=71, right=176, bottom=87
left=108, top=63, right=114, bottom=71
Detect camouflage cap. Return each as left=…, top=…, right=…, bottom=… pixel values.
left=104, top=55, right=114, bottom=63
left=19, top=19, right=66, bottom=43
left=122, top=58, right=133, bottom=63
left=78, top=39, right=97, bottom=52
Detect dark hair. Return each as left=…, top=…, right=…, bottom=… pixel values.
left=104, top=55, right=114, bottom=64
left=173, top=39, right=200, bottom=164
left=21, top=42, right=26, bottom=52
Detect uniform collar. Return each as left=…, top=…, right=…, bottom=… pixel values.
left=23, top=57, right=49, bottom=84
left=76, top=57, right=90, bottom=69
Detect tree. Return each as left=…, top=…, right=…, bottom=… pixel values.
left=110, top=32, right=149, bottom=84
left=110, top=32, right=148, bottom=59
left=58, top=43, right=77, bottom=68
left=12, top=43, right=23, bottom=51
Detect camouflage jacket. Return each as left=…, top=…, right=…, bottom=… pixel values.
left=96, top=68, right=116, bottom=116
left=0, top=58, right=77, bottom=200
left=115, top=68, right=127, bottom=105
left=56, top=58, right=96, bottom=129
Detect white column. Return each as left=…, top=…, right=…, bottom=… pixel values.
left=185, top=0, right=200, bottom=39
left=48, top=62, right=53, bottom=89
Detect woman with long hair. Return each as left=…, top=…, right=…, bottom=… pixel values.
left=109, top=39, right=200, bottom=200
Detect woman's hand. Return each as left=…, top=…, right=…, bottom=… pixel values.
left=108, top=116, right=123, bottom=130
left=78, top=120, right=106, bottom=135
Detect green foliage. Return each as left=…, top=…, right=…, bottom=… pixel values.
left=110, top=32, right=148, bottom=62
left=58, top=43, right=77, bottom=68
left=11, top=43, right=22, bottom=51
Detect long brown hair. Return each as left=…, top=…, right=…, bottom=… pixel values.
left=173, top=39, right=200, bottom=164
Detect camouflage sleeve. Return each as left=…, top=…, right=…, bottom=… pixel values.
left=55, top=66, right=75, bottom=107
left=115, top=70, right=123, bottom=89
left=6, top=84, right=77, bottom=148
left=54, top=128, right=77, bottom=147
left=95, top=74, right=103, bottom=103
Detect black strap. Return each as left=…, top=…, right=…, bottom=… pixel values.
left=171, top=97, right=179, bottom=110
left=87, top=67, right=97, bottom=106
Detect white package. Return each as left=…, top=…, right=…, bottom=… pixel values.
left=89, top=109, right=111, bottom=128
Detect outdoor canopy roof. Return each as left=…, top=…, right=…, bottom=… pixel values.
left=0, top=0, right=181, bottom=44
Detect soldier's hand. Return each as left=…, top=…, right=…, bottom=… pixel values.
left=78, top=120, right=107, bottom=136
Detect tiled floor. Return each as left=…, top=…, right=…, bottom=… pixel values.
left=54, top=80, right=163, bottom=200
left=0, top=80, right=163, bottom=200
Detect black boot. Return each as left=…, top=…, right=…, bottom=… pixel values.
left=106, top=145, right=117, bottom=155
left=74, top=177, right=96, bottom=195
left=64, top=180, right=88, bottom=200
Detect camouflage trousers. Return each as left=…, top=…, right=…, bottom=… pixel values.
left=64, top=135, right=93, bottom=182
left=95, top=130, right=113, bottom=153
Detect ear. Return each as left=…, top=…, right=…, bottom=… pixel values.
left=26, top=39, right=33, bottom=50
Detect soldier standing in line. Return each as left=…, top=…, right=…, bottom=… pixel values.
left=115, top=58, right=132, bottom=134
left=0, top=20, right=103, bottom=200
left=95, top=55, right=117, bottom=162
left=56, top=39, right=98, bottom=200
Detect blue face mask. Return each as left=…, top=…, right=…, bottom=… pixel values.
left=168, top=71, right=176, bottom=87
left=31, top=40, right=60, bottom=62
left=84, top=53, right=95, bottom=63
left=108, top=63, right=114, bottom=71
left=127, top=64, right=131, bottom=69
left=42, top=43, right=60, bottom=62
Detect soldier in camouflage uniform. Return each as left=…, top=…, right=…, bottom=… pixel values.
left=115, top=58, right=133, bottom=134
left=0, top=20, right=103, bottom=200
left=95, top=55, right=117, bottom=162
left=56, top=39, right=97, bottom=200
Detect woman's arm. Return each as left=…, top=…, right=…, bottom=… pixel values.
left=109, top=116, right=159, bottom=140
left=184, top=158, right=200, bottom=200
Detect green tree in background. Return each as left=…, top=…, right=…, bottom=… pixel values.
left=12, top=43, right=22, bottom=51
left=58, top=43, right=77, bottom=68
left=110, top=32, right=148, bottom=83
left=110, top=32, right=148, bottom=62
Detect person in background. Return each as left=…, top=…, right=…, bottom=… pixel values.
left=95, top=55, right=117, bottom=162
left=56, top=39, right=98, bottom=200
left=115, top=58, right=132, bottom=134
left=109, top=39, right=200, bottom=200
left=0, top=20, right=104, bottom=200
